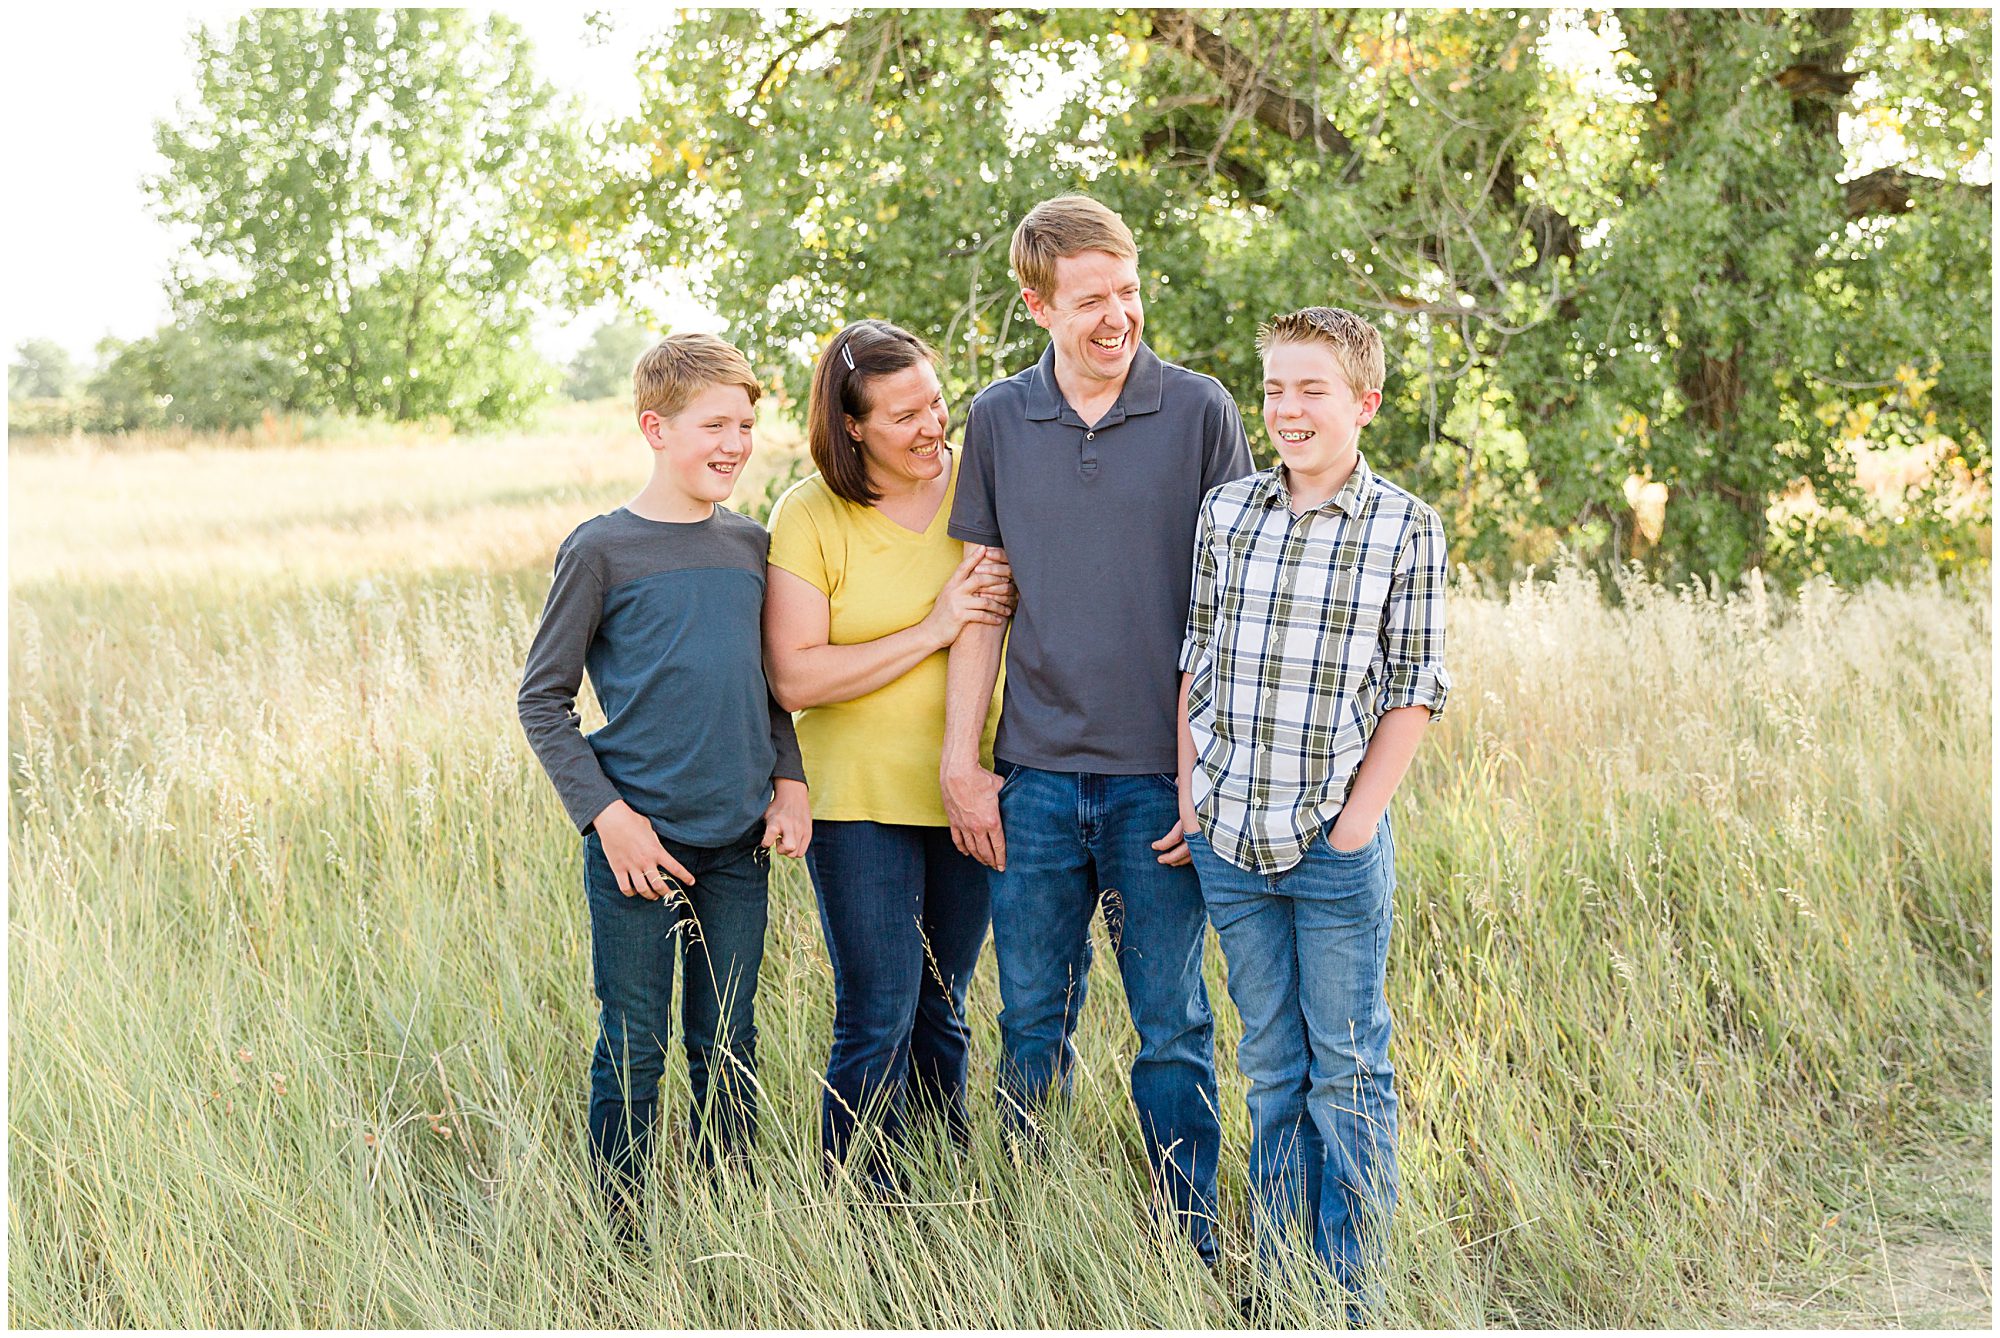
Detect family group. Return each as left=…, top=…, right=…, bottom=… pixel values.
left=517, top=193, right=1451, bottom=1319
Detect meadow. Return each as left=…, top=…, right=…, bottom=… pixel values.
left=7, top=404, right=1992, bottom=1327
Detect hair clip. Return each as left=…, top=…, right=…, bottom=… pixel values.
left=841, top=343, right=856, bottom=371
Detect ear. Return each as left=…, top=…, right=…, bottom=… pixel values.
left=1020, top=286, right=1052, bottom=329
left=638, top=409, right=667, bottom=449
left=1356, top=389, right=1383, bottom=427
left=842, top=413, right=865, bottom=444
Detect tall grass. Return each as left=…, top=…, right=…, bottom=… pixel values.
left=6, top=432, right=1990, bottom=1327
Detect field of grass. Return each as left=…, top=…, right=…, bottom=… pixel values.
left=8, top=405, right=1992, bottom=1327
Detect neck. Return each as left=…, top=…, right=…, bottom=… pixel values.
left=1284, top=453, right=1358, bottom=513
left=628, top=472, right=716, bottom=524
left=1051, top=354, right=1128, bottom=418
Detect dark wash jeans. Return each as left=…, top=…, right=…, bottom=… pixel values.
left=988, top=761, right=1222, bottom=1264
left=804, top=821, right=990, bottom=1184
left=1186, top=815, right=1399, bottom=1307
left=582, top=818, right=768, bottom=1205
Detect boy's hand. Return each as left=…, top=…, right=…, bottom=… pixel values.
left=761, top=778, right=811, bottom=859
left=593, top=799, right=695, bottom=900
left=1152, top=777, right=1197, bottom=867
left=1328, top=806, right=1380, bottom=853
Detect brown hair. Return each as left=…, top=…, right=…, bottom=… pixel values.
left=806, top=320, right=943, bottom=506
left=1010, top=195, right=1139, bottom=300
left=632, top=332, right=762, bottom=424
left=1256, top=306, right=1387, bottom=396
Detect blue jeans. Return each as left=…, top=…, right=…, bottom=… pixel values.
left=989, top=762, right=1222, bottom=1263
left=1187, top=816, right=1399, bottom=1301
left=805, top=821, right=990, bottom=1184
left=582, top=819, right=768, bottom=1204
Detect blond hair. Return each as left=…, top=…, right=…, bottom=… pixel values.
left=1010, top=195, right=1138, bottom=299
left=632, top=332, right=762, bottom=423
left=1256, top=307, right=1386, bottom=396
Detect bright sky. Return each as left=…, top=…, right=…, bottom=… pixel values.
left=0, top=5, right=699, bottom=366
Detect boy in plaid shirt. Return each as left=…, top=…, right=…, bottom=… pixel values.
left=1174, top=307, right=1450, bottom=1314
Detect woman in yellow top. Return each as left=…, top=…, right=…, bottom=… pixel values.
left=764, top=320, right=1009, bottom=1184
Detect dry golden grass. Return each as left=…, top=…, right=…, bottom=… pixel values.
left=6, top=417, right=1990, bottom=1327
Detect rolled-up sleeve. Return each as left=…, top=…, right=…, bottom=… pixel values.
left=1376, top=507, right=1452, bottom=719
left=1177, top=497, right=1220, bottom=675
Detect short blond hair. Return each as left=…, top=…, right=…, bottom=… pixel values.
left=1256, top=306, right=1386, bottom=396
left=632, top=332, right=762, bottom=422
left=1010, top=195, right=1139, bottom=299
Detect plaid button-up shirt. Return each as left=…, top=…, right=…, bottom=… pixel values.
left=1178, top=455, right=1452, bottom=875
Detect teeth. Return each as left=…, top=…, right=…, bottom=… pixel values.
left=1278, top=430, right=1314, bottom=442
left=1091, top=335, right=1125, bottom=349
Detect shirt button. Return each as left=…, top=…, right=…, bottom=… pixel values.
left=1086, top=431, right=1095, bottom=440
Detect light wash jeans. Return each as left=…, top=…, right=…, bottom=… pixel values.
left=1187, top=814, right=1399, bottom=1306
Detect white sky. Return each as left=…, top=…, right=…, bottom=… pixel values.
left=0, top=5, right=699, bottom=366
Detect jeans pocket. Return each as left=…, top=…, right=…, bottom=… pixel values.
left=1324, top=820, right=1382, bottom=861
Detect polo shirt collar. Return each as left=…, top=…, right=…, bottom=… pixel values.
left=1023, top=340, right=1166, bottom=424
left=1259, top=451, right=1377, bottom=517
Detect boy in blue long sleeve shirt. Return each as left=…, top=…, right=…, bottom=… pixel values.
left=519, top=333, right=810, bottom=1227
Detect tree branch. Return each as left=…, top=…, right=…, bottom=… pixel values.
left=1142, top=9, right=1353, bottom=156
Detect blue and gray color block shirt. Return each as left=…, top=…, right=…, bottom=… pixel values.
left=518, top=506, right=806, bottom=847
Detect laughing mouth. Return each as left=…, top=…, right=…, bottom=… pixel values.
left=1090, top=333, right=1128, bottom=352
left=1276, top=430, right=1315, bottom=443
left=910, top=443, right=939, bottom=458
left=708, top=461, right=740, bottom=474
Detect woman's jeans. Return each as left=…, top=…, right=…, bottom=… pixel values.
left=805, top=821, right=991, bottom=1184
left=583, top=819, right=768, bottom=1206
left=1187, top=815, right=1399, bottom=1302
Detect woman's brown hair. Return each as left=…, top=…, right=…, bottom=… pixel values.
left=807, top=320, right=943, bottom=506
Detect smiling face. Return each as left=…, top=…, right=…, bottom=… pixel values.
left=846, top=361, right=949, bottom=494
left=640, top=381, right=757, bottom=510
left=1261, top=339, right=1382, bottom=495
left=1023, top=249, right=1144, bottom=393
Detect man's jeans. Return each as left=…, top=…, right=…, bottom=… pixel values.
left=582, top=819, right=768, bottom=1205
left=805, top=820, right=990, bottom=1185
left=1186, top=815, right=1399, bottom=1300
left=989, top=762, right=1222, bottom=1263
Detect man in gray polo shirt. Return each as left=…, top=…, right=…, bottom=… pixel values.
left=942, top=194, right=1252, bottom=1265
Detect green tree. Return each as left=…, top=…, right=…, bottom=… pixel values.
left=87, top=322, right=296, bottom=433
left=563, top=319, right=655, bottom=401
left=586, top=7, right=1990, bottom=584
left=9, top=338, right=77, bottom=401
left=151, top=9, right=584, bottom=426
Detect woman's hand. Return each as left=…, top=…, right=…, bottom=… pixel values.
left=920, top=546, right=1016, bottom=649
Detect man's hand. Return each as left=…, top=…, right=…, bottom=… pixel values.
left=1328, top=806, right=1380, bottom=853
left=762, top=778, right=811, bottom=859
left=593, top=799, right=695, bottom=900
left=942, top=762, right=1007, bottom=871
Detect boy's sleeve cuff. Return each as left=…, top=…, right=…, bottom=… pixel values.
left=1177, top=638, right=1207, bottom=675
left=1378, top=665, right=1452, bottom=721
left=569, top=778, right=627, bottom=834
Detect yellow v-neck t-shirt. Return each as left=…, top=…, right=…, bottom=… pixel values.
left=766, top=454, right=1004, bottom=826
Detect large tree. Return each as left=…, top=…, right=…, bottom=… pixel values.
left=589, top=7, right=1989, bottom=582
left=151, top=9, right=586, bottom=425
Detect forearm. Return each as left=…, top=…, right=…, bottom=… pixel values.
left=1341, top=705, right=1430, bottom=826
left=1175, top=672, right=1196, bottom=792
left=941, top=619, right=1005, bottom=774
left=770, top=622, right=945, bottom=710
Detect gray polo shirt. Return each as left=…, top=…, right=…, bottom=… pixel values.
left=949, top=341, right=1252, bottom=774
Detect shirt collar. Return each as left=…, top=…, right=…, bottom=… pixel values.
left=1257, top=452, right=1376, bottom=517
left=1023, top=340, right=1165, bottom=424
